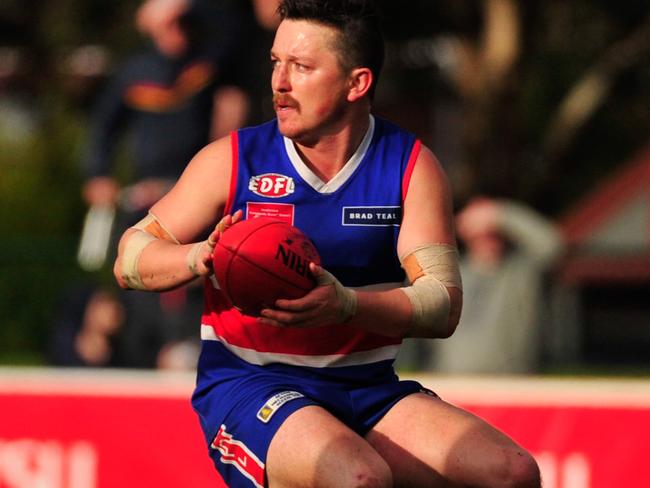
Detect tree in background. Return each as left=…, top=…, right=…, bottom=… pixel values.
left=376, top=0, right=649, bottom=213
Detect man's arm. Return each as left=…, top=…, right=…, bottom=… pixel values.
left=259, top=144, right=463, bottom=339
left=497, top=200, right=564, bottom=267
left=113, top=135, right=235, bottom=292
left=81, top=72, right=131, bottom=206
left=353, top=144, right=462, bottom=338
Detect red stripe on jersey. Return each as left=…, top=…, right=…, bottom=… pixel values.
left=202, top=291, right=400, bottom=356
left=401, top=139, right=421, bottom=203
left=223, top=131, right=239, bottom=216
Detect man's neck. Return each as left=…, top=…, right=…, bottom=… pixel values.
left=292, top=111, right=371, bottom=183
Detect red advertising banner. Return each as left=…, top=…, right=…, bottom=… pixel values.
left=465, top=404, right=649, bottom=488
left=0, top=370, right=224, bottom=488
left=418, top=375, right=650, bottom=488
left=1, top=370, right=649, bottom=488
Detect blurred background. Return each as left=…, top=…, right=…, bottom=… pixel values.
left=1, top=1, right=649, bottom=487
left=0, top=0, right=648, bottom=373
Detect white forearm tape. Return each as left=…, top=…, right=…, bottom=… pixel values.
left=399, top=244, right=462, bottom=337
left=133, top=212, right=180, bottom=244
left=121, top=230, right=156, bottom=290
left=120, top=212, right=180, bottom=290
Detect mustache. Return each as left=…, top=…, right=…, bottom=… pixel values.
left=273, top=94, right=299, bottom=109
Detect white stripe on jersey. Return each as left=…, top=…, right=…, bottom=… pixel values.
left=201, top=324, right=400, bottom=368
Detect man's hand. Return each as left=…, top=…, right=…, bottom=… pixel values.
left=258, top=263, right=357, bottom=328
left=82, top=176, right=120, bottom=207
left=187, top=210, right=243, bottom=276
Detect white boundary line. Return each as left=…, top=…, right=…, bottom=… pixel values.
left=1, top=368, right=650, bottom=408
left=408, top=374, right=650, bottom=408
left=0, top=367, right=195, bottom=398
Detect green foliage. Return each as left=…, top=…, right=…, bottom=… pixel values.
left=0, top=0, right=143, bottom=365
left=0, top=100, right=89, bottom=364
left=0, top=236, right=80, bottom=363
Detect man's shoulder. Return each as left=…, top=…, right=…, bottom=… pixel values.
left=370, top=115, right=419, bottom=153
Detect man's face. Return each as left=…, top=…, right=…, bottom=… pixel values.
left=270, top=20, right=352, bottom=143
left=465, top=231, right=506, bottom=266
left=137, top=0, right=189, bottom=58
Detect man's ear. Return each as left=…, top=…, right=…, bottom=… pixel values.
left=347, top=67, right=373, bottom=102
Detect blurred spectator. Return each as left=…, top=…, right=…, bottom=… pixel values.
left=48, top=286, right=126, bottom=367
left=156, top=339, right=201, bottom=370
left=80, top=0, right=249, bottom=219
left=121, top=282, right=203, bottom=369
left=0, top=47, right=40, bottom=144
left=423, top=197, right=565, bottom=374
left=232, top=0, right=281, bottom=125
left=77, top=0, right=250, bottom=369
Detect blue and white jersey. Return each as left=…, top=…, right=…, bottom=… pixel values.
left=201, top=115, right=421, bottom=371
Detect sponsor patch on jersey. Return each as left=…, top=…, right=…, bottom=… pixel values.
left=256, top=391, right=304, bottom=423
left=342, top=206, right=401, bottom=226
left=246, top=202, right=295, bottom=224
left=249, top=173, right=295, bottom=198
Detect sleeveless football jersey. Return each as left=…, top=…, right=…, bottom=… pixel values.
left=200, top=115, right=421, bottom=371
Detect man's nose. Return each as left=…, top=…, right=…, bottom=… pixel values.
left=272, top=64, right=290, bottom=92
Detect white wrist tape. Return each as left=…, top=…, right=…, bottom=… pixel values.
left=399, top=244, right=462, bottom=337
left=315, top=268, right=357, bottom=323
left=120, top=212, right=180, bottom=290
left=186, top=242, right=204, bottom=276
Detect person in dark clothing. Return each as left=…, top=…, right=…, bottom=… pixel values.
left=229, top=0, right=282, bottom=126
left=78, top=0, right=249, bottom=369
left=81, top=0, right=249, bottom=221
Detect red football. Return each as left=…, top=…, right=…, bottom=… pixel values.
left=212, top=217, right=321, bottom=316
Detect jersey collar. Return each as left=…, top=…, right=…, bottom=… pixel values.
left=283, top=115, right=375, bottom=194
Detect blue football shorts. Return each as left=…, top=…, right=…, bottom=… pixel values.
left=191, top=340, right=432, bottom=488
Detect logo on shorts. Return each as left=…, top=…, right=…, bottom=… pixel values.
left=256, top=391, right=304, bottom=423
left=342, top=206, right=401, bottom=226
left=249, top=173, right=295, bottom=198
left=211, top=424, right=265, bottom=488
